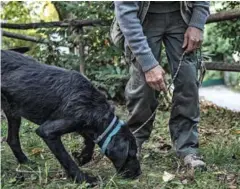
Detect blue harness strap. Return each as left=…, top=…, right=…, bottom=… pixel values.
left=101, top=120, right=125, bottom=154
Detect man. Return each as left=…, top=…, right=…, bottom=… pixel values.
left=114, top=1, right=210, bottom=168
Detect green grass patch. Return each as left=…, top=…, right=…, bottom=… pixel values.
left=1, top=103, right=240, bottom=188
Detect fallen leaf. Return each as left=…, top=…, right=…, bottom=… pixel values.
left=228, top=185, right=237, bottom=189
left=233, top=130, right=240, bottom=135
left=162, top=171, right=175, bottom=182
left=143, top=153, right=150, bottom=159
left=181, top=179, right=188, bottom=185
left=31, top=148, right=44, bottom=155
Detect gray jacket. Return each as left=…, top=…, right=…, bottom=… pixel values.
left=113, top=1, right=210, bottom=72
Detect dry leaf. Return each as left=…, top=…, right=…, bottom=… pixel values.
left=181, top=179, right=188, bottom=185
left=233, top=130, right=240, bottom=135
left=31, top=148, right=44, bottom=155
left=162, top=171, right=175, bottom=182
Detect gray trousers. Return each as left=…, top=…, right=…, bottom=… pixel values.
left=125, top=11, right=200, bottom=158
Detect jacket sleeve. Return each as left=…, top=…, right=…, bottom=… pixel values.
left=114, top=1, right=158, bottom=72
left=188, top=1, right=210, bottom=30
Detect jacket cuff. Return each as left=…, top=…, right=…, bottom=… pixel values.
left=188, top=10, right=207, bottom=30
left=136, top=52, right=159, bottom=72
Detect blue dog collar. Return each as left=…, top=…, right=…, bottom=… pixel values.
left=101, top=120, right=125, bottom=154
left=94, top=116, right=117, bottom=144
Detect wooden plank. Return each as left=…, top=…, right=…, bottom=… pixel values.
left=1, top=20, right=106, bottom=30
left=2, top=30, right=49, bottom=44
left=1, top=9, right=240, bottom=30
left=205, top=62, right=240, bottom=72
left=206, top=9, right=240, bottom=23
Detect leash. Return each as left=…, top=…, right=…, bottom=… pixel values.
left=132, top=49, right=204, bottom=135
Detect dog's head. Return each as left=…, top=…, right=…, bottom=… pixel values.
left=104, top=124, right=141, bottom=178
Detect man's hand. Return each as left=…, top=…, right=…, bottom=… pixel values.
left=182, top=27, right=203, bottom=53
left=145, top=65, right=167, bottom=92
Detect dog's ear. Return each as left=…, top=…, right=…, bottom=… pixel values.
left=106, top=135, right=129, bottom=171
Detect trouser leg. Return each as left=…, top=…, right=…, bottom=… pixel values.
left=125, top=61, right=159, bottom=146
left=163, top=11, right=200, bottom=158
left=125, top=13, right=165, bottom=146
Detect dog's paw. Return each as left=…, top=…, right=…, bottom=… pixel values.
left=74, top=175, right=98, bottom=187
left=85, top=175, right=98, bottom=187
left=72, top=152, right=92, bottom=166
left=15, top=172, right=25, bottom=182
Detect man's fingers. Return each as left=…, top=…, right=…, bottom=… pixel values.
left=147, top=78, right=159, bottom=91
left=182, top=34, right=188, bottom=48
left=197, top=40, right=202, bottom=49
left=193, top=38, right=201, bottom=50
left=147, top=78, right=165, bottom=92
left=150, top=83, right=158, bottom=91
left=192, top=41, right=198, bottom=51
left=156, top=77, right=166, bottom=92
left=160, top=82, right=167, bottom=92
left=145, top=65, right=167, bottom=91
left=185, top=37, right=194, bottom=53
left=152, top=79, right=161, bottom=91
left=151, top=81, right=160, bottom=91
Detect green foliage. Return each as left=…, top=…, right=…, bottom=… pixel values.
left=203, top=24, right=232, bottom=61
left=224, top=72, right=240, bottom=91
left=88, top=64, right=129, bottom=100
left=215, top=2, right=240, bottom=53
left=47, top=2, right=126, bottom=99
left=202, top=2, right=240, bottom=86
left=1, top=1, right=36, bottom=50
left=203, top=2, right=240, bottom=59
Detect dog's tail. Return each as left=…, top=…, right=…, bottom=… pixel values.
left=8, top=47, right=30, bottom=54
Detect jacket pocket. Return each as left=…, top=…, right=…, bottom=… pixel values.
left=109, top=17, right=124, bottom=50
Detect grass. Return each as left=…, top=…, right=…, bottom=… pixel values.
left=1, top=101, right=240, bottom=189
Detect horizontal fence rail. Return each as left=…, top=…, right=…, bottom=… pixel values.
left=205, top=62, right=240, bottom=72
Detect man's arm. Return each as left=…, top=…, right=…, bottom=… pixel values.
left=114, top=1, right=166, bottom=91
left=114, top=1, right=158, bottom=72
left=183, top=1, right=210, bottom=53
left=189, top=1, right=210, bottom=30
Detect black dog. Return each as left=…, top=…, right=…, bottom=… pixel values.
left=1, top=49, right=141, bottom=185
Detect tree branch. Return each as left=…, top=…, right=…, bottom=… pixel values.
left=206, top=9, right=240, bottom=23
left=1, top=20, right=106, bottom=30
left=2, top=30, right=49, bottom=44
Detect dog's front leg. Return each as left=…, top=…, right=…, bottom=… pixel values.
left=35, top=120, right=97, bottom=185
left=73, top=133, right=95, bottom=166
